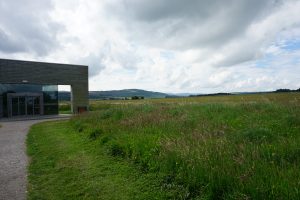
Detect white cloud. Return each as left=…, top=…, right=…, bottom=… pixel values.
left=0, top=0, right=62, bottom=55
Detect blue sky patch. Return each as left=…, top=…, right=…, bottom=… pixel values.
left=255, top=54, right=275, bottom=68
left=281, top=39, right=300, bottom=51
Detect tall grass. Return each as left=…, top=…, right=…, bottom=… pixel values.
left=70, top=93, right=300, bottom=199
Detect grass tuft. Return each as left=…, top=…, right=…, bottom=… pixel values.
left=88, top=128, right=103, bottom=140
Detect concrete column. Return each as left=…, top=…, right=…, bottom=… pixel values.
left=71, top=83, right=89, bottom=114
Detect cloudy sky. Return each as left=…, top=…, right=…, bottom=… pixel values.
left=0, top=0, right=300, bottom=93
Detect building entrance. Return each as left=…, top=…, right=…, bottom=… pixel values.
left=7, top=93, right=43, bottom=117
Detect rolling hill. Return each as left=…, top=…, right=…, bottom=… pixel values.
left=58, top=89, right=167, bottom=100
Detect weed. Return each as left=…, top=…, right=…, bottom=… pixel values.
left=88, top=128, right=103, bottom=140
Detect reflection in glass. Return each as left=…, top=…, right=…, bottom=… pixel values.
left=27, top=97, right=33, bottom=115
left=0, top=83, right=59, bottom=117
left=19, top=97, right=26, bottom=115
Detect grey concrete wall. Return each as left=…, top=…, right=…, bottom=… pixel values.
left=0, top=59, right=88, bottom=114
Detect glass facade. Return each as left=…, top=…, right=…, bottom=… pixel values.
left=0, top=84, right=58, bottom=117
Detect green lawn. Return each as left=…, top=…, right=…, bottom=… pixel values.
left=27, top=121, right=173, bottom=199
left=28, top=93, right=300, bottom=199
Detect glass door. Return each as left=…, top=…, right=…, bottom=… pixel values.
left=26, top=96, right=41, bottom=115
left=19, top=97, right=26, bottom=115
left=11, top=97, right=19, bottom=116
left=33, top=96, right=40, bottom=115
left=26, top=97, right=34, bottom=115
left=8, top=93, right=43, bottom=117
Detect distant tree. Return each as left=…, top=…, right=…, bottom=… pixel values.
left=275, top=89, right=291, bottom=93
left=131, top=96, right=139, bottom=100
left=131, top=96, right=144, bottom=100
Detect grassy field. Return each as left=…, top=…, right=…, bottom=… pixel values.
left=59, top=101, right=72, bottom=114
left=28, top=93, right=300, bottom=199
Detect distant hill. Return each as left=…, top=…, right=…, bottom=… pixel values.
left=167, top=92, right=201, bottom=97
left=89, top=89, right=167, bottom=99
left=58, top=88, right=300, bottom=101
left=189, top=88, right=300, bottom=97
left=58, top=89, right=167, bottom=100
left=189, top=92, right=233, bottom=97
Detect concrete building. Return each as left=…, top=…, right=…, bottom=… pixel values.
left=0, top=59, right=88, bottom=118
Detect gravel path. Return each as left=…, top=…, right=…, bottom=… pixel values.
left=0, top=119, right=69, bottom=200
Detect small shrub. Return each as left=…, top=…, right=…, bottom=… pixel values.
left=109, top=142, right=125, bottom=157
left=100, top=135, right=113, bottom=144
left=88, top=128, right=103, bottom=140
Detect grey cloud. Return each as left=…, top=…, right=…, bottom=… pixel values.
left=111, top=48, right=143, bottom=71
left=78, top=53, right=106, bottom=77
left=0, top=0, right=62, bottom=55
left=0, top=28, right=25, bottom=53
left=110, top=0, right=275, bottom=50
left=219, top=52, right=255, bottom=67
left=76, top=40, right=143, bottom=78
left=215, top=41, right=261, bottom=67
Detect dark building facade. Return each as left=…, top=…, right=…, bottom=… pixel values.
left=0, top=59, right=88, bottom=118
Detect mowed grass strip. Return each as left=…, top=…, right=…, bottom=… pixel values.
left=27, top=121, right=171, bottom=200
